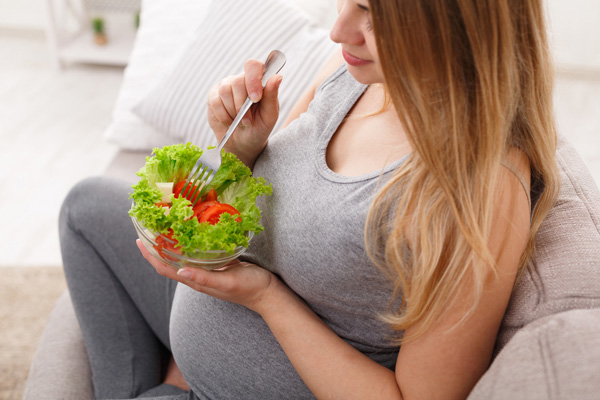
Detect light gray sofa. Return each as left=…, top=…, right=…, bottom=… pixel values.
left=23, top=134, right=600, bottom=399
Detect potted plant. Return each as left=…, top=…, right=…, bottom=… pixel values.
left=92, top=17, right=107, bottom=45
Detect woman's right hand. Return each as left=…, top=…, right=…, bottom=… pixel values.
left=207, top=58, right=283, bottom=169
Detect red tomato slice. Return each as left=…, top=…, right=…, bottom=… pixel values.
left=173, top=181, right=185, bottom=197
left=154, top=230, right=181, bottom=261
left=192, top=200, right=219, bottom=219
left=204, top=188, right=218, bottom=202
left=154, top=201, right=171, bottom=208
left=155, top=230, right=181, bottom=257
left=154, top=243, right=179, bottom=261
left=199, top=203, right=241, bottom=225
left=173, top=180, right=201, bottom=203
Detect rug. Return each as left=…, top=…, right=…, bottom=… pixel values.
left=0, top=267, right=66, bottom=400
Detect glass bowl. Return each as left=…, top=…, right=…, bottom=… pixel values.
left=132, top=215, right=253, bottom=271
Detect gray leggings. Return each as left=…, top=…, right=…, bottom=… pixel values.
left=60, top=176, right=190, bottom=399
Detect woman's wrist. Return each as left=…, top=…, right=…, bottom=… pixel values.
left=252, top=274, right=300, bottom=318
left=224, top=142, right=267, bottom=170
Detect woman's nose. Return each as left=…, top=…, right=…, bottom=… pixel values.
left=330, top=4, right=364, bottom=45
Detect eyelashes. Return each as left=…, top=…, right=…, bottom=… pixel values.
left=357, top=4, right=373, bottom=32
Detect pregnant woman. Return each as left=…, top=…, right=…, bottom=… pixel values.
left=60, top=0, right=559, bottom=398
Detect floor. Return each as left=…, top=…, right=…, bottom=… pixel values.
left=0, top=267, right=66, bottom=399
left=1, top=30, right=600, bottom=268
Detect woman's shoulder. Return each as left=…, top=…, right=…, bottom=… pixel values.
left=500, top=148, right=532, bottom=208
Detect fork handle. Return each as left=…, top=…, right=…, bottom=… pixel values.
left=215, top=50, right=287, bottom=152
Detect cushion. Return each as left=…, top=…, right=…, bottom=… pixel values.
left=288, top=0, right=338, bottom=30
left=495, top=134, right=600, bottom=353
left=131, top=0, right=338, bottom=150
left=103, top=0, right=213, bottom=150
left=468, top=308, right=600, bottom=400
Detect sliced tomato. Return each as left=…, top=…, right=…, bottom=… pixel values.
left=173, top=181, right=185, bottom=197
left=155, top=229, right=181, bottom=259
left=173, top=180, right=201, bottom=203
left=204, top=188, right=218, bottom=202
left=154, top=201, right=171, bottom=208
left=154, top=244, right=179, bottom=261
left=192, top=200, right=219, bottom=219
left=199, top=203, right=241, bottom=225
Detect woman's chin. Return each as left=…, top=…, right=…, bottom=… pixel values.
left=345, top=64, right=385, bottom=85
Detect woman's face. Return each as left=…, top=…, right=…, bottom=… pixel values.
left=330, top=0, right=384, bottom=84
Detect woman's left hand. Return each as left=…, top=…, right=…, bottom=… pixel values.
left=136, top=239, right=278, bottom=313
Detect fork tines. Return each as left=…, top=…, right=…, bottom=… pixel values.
left=180, top=165, right=214, bottom=206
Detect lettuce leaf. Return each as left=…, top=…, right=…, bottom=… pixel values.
left=202, top=151, right=255, bottom=196
left=220, top=176, right=273, bottom=233
left=143, top=142, right=202, bottom=186
left=128, top=143, right=272, bottom=254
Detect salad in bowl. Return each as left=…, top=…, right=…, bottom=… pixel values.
left=129, top=143, right=272, bottom=270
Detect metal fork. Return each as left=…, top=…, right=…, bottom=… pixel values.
left=181, top=50, right=287, bottom=206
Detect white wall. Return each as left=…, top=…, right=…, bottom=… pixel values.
left=546, top=0, right=600, bottom=70
left=0, top=0, right=47, bottom=30
left=2, top=0, right=599, bottom=70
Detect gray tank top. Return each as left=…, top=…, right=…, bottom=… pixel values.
left=170, top=66, right=406, bottom=399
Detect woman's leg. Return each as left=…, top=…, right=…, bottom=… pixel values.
left=59, top=176, right=180, bottom=399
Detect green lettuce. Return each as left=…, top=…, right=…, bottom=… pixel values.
left=142, top=142, right=202, bottom=186
left=128, top=143, right=272, bottom=254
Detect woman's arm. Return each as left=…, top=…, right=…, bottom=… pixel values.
left=207, top=48, right=344, bottom=169
left=394, top=149, right=532, bottom=400
left=254, top=274, right=404, bottom=399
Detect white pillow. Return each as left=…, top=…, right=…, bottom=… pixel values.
left=132, top=0, right=338, bottom=149
left=288, top=0, right=338, bottom=29
left=103, top=0, right=213, bottom=150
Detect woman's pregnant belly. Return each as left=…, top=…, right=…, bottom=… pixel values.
left=169, top=284, right=315, bottom=399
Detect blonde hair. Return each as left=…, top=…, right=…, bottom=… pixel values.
left=365, top=0, right=560, bottom=343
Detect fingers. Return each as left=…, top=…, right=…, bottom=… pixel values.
left=244, top=59, right=264, bottom=103
left=136, top=239, right=234, bottom=289
left=216, top=73, right=247, bottom=120
left=137, top=239, right=224, bottom=293
left=137, top=239, right=274, bottom=311
left=176, top=262, right=238, bottom=292
left=206, top=58, right=283, bottom=142
left=208, top=69, right=257, bottom=128
left=208, top=88, right=232, bottom=128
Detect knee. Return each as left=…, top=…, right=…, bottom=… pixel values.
left=59, top=176, right=120, bottom=233
left=60, top=177, right=98, bottom=230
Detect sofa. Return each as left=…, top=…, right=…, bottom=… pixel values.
left=24, top=0, right=600, bottom=398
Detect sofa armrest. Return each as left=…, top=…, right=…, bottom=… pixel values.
left=23, top=291, right=93, bottom=400
left=468, top=308, right=600, bottom=400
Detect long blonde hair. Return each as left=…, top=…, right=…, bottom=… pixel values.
left=365, top=0, right=560, bottom=343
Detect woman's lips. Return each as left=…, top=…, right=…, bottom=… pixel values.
left=342, top=48, right=372, bottom=67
